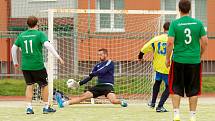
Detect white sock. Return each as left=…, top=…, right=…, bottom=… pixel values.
left=26, top=102, right=32, bottom=109
left=44, top=102, right=49, bottom=109
left=173, top=109, right=180, bottom=117
left=63, top=101, right=69, bottom=107
left=190, top=111, right=196, bottom=118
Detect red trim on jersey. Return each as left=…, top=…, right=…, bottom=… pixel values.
left=198, top=63, right=202, bottom=95
left=168, top=61, right=174, bottom=94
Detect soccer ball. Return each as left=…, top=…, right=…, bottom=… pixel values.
left=66, top=79, right=76, bottom=88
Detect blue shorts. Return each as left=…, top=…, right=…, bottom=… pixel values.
left=155, top=71, right=168, bottom=86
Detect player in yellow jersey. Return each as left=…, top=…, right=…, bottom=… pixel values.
left=138, top=22, right=170, bottom=112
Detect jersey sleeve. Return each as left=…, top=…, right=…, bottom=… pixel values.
left=14, top=35, right=21, bottom=47
left=140, top=38, right=155, bottom=54
left=168, top=21, right=175, bottom=37
left=40, top=32, right=48, bottom=44
left=199, top=22, right=207, bottom=37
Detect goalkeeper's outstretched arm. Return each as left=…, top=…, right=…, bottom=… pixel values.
left=79, top=76, right=94, bottom=86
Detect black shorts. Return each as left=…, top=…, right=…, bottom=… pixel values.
left=88, top=84, right=114, bottom=98
left=169, top=61, right=202, bottom=97
left=22, top=68, right=48, bottom=87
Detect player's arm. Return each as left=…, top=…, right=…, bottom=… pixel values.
left=166, top=37, right=174, bottom=67
left=11, top=44, right=19, bottom=68
left=79, top=76, right=94, bottom=86
left=68, top=65, right=97, bottom=88
left=200, top=35, right=208, bottom=58
left=43, top=41, right=64, bottom=64
left=90, top=60, right=114, bottom=76
left=199, top=22, right=208, bottom=58
left=138, top=38, right=155, bottom=61
left=166, top=22, right=175, bottom=67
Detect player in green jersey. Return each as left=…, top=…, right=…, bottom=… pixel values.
left=11, top=16, right=64, bottom=114
left=166, top=0, right=208, bottom=121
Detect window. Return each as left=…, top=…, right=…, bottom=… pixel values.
left=29, top=0, right=57, bottom=2
left=161, top=0, right=178, bottom=22
left=96, top=0, right=125, bottom=32
left=162, top=0, right=207, bottom=28
left=192, top=0, right=207, bottom=27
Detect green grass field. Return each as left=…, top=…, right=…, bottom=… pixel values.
left=0, top=76, right=215, bottom=96
left=0, top=99, right=214, bottom=121
left=0, top=77, right=215, bottom=121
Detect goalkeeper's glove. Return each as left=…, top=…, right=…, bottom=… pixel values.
left=72, top=81, right=80, bottom=89
left=89, top=72, right=95, bottom=77
left=138, top=51, right=144, bottom=60
left=67, top=79, right=80, bottom=89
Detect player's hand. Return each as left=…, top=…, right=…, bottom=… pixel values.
left=70, top=81, right=80, bottom=89
left=138, top=59, right=143, bottom=64
left=67, top=79, right=80, bottom=89
left=59, top=57, right=65, bottom=65
left=165, top=59, right=170, bottom=68
left=89, top=72, right=95, bottom=77
left=14, top=64, right=19, bottom=70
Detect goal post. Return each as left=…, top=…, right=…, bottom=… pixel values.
left=39, top=9, right=178, bottom=104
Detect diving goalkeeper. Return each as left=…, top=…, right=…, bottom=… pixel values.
left=56, top=48, right=127, bottom=107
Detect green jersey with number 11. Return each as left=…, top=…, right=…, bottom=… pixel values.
left=168, top=16, right=206, bottom=64
left=15, top=29, right=48, bottom=70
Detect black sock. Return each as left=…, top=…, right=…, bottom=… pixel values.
left=158, top=85, right=170, bottom=107
left=151, top=81, right=161, bottom=104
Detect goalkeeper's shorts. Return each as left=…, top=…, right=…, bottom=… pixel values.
left=88, top=84, right=114, bottom=98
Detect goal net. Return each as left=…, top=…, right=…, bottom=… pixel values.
left=37, top=9, right=177, bottom=104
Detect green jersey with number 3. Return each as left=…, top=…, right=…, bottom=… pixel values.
left=168, top=16, right=206, bottom=64
left=15, top=29, right=48, bottom=70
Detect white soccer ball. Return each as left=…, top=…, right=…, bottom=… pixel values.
left=66, top=79, right=76, bottom=88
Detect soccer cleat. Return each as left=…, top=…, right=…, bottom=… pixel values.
left=190, top=117, right=196, bottom=121
left=43, top=107, right=56, bottom=114
left=156, top=106, right=168, bottom=112
left=121, top=100, right=128, bottom=107
left=147, top=102, right=155, bottom=108
left=55, top=94, right=64, bottom=108
left=173, top=115, right=180, bottom=121
left=26, top=108, right=34, bottom=114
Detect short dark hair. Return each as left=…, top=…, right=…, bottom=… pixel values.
left=179, top=0, right=191, bottom=14
left=163, top=22, right=170, bottom=31
left=98, top=48, right=108, bottom=55
left=27, top=16, right=38, bottom=28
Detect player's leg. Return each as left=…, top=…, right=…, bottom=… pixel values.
left=184, top=63, right=201, bottom=121
left=22, top=70, right=35, bottom=114
left=189, top=96, right=198, bottom=121
left=34, top=68, right=56, bottom=113
left=169, top=61, right=185, bottom=121
left=156, top=74, right=169, bottom=112
left=56, top=86, right=96, bottom=108
left=149, top=72, right=162, bottom=108
left=107, top=93, right=121, bottom=104
left=103, top=84, right=127, bottom=107
left=66, top=91, right=93, bottom=105
left=106, top=93, right=127, bottom=107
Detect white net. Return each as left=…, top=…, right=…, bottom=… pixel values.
left=37, top=9, right=177, bottom=103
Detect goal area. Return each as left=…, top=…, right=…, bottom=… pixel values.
left=37, top=9, right=177, bottom=104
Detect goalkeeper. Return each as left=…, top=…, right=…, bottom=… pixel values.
left=138, top=22, right=170, bottom=112
left=56, top=48, right=127, bottom=107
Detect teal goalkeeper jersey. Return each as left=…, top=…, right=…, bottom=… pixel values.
left=14, top=29, right=48, bottom=70
left=168, top=16, right=206, bottom=64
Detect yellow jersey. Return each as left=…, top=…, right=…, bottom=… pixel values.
left=140, top=34, right=170, bottom=74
